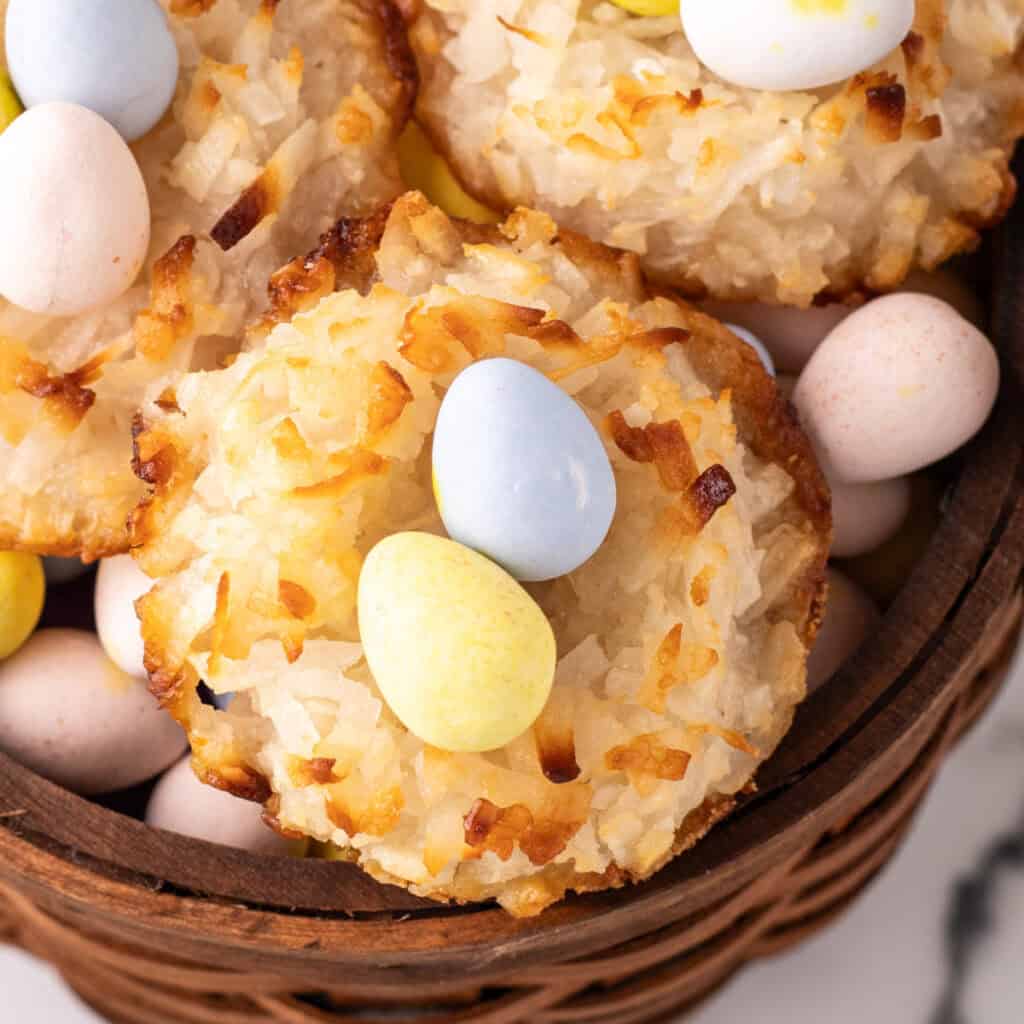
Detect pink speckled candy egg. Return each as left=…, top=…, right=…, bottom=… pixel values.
left=830, top=475, right=911, bottom=559
left=794, top=294, right=999, bottom=484
left=0, top=629, right=185, bottom=794
left=786, top=373, right=910, bottom=557
left=0, top=102, right=150, bottom=316
left=807, top=569, right=880, bottom=693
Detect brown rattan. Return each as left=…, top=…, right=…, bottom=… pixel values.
left=0, top=591, right=1018, bottom=1024
left=0, top=156, right=1022, bottom=1024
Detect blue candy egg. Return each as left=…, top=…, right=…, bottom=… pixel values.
left=433, top=359, right=617, bottom=583
left=725, top=323, right=775, bottom=376
left=6, top=0, right=179, bottom=142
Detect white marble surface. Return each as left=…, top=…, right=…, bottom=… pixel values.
left=4, top=645, right=1024, bottom=1024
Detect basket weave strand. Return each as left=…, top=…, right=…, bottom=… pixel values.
left=1, top=584, right=1018, bottom=1024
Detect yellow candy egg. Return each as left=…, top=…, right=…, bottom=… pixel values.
left=358, top=533, right=556, bottom=753
left=309, top=840, right=347, bottom=862
left=612, top=0, right=679, bottom=14
left=0, top=72, right=23, bottom=133
left=398, top=121, right=501, bottom=225
left=0, top=551, right=44, bottom=660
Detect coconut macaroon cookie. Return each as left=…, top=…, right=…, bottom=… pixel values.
left=131, top=193, right=829, bottom=916
left=0, top=0, right=414, bottom=559
left=408, top=0, right=1024, bottom=305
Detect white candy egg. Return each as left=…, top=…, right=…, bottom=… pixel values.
left=0, top=103, right=151, bottom=317
left=0, top=629, right=186, bottom=795
left=6, top=0, right=179, bottom=141
left=725, top=324, right=775, bottom=376
left=794, top=295, right=999, bottom=483
left=433, top=359, right=617, bottom=582
left=830, top=475, right=910, bottom=558
left=95, top=555, right=152, bottom=680
left=681, top=0, right=915, bottom=92
left=807, top=569, right=879, bottom=692
left=146, top=758, right=295, bottom=856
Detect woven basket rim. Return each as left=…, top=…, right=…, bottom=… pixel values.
left=2, top=165, right=1023, bottom=979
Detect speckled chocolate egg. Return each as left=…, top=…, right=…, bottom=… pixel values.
left=146, top=758, right=297, bottom=855
left=830, top=475, right=911, bottom=558
left=0, top=629, right=186, bottom=794
left=0, top=102, right=151, bottom=316
left=433, top=358, right=616, bottom=582
left=794, top=295, right=999, bottom=483
left=842, top=476, right=941, bottom=605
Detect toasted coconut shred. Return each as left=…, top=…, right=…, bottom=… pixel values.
left=0, top=0, right=413, bottom=560
left=133, top=194, right=829, bottom=916
left=410, top=0, right=1024, bottom=305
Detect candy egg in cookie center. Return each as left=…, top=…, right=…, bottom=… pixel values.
left=432, top=358, right=617, bottom=583
left=358, top=533, right=557, bottom=754
left=365, top=357, right=617, bottom=752
left=679, top=0, right=915, bottom=92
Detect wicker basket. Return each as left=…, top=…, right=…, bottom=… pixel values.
left=1, top=172, right=1023, bottom=1024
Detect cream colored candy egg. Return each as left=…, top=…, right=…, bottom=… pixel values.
left=0, top=102, right=150, bottom=316
left=0, top=629, right=186, bottom=794
left=807, top=569, right=880, bottom=692
left=147, top=758, right=298, bottom=856
left=95, top=554, right=152, bottom=679
left=358, top=533, right=556, bottom=753
left=794, top=295, right=999, bottom=484
left=680, top=0, right=915, bottom=92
